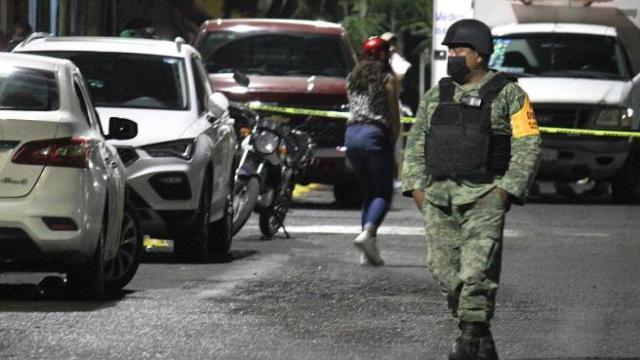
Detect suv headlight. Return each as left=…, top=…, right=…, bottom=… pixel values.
left=253, top=130, right=280, bottom=155
left=142, top=139, right=196, bottom=160
left=594, top=107, right=634, bottom=129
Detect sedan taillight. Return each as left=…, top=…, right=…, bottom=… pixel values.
left=12, top=137, right=92, bottom=168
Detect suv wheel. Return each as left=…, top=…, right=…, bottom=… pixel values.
left=210, top=172, right=234, bottom=254
left=175, top=178, right=212, bottom=262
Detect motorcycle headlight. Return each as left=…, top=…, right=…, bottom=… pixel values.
left=253, top=130, right=280, bottom=155
left=142, top=139, right=196, bottom=160
left=594, top=107, right=634, bottom=129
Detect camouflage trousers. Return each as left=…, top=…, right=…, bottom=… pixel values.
left=423, top=188, right=507, bottom=325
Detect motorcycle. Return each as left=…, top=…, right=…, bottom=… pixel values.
left=230, top=105, right=315, bottom=238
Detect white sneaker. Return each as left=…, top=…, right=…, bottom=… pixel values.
left=354, top=230, right=385, bottom=266
left=360, top=254, right=379, bottom=266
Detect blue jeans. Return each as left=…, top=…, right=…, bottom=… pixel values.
left=345, top=123, right=394, bottom=230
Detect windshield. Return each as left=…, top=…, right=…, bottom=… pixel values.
left=0, top=67, right=58, bottom=111
left=490, top=33, right=632, bottom=80
left=29, top=51, right=189, bottom=110
left=199, top=31, right=354, bottom=78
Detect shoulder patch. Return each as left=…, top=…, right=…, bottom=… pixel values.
left=510, top=95, right=540, bottom=138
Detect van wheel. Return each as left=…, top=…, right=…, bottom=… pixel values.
left=104, top=202, right=143, bottom=293
left=67, top=218, right=106, bottom=299
left=612, top=141, right=640, bottom=204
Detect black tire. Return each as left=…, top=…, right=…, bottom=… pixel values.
left=333, top=180, right=362, bottom=207
left=258, top=192, right=290, bottom=239
left=174, top=178, right=212, bottom=262
left=231, top=177, right=260, bottom=236
left=612, top=141, right=640, bottom=204
left=104, top=202, right=143, bottom=293
left=67, top=216, right=106, bottom=299
left=210, top=175, right=234, bottom=254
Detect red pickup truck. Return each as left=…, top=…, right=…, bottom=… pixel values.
left=193, top=18, right=359, bottom=203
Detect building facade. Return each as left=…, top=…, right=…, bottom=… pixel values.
left=1, top=0, right=224, bottom=40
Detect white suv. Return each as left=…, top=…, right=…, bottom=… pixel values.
left=0, top=53, right=141, bottom=297
left=16, top=36, right=238, bottom=261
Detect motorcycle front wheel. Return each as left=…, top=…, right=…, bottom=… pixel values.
left=232, top=177, right=260, bottom=236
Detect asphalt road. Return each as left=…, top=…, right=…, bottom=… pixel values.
left=1, top=184, right=639, bottom=359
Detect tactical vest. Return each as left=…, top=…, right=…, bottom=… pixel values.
left=425, top=73, right=513, bottom=180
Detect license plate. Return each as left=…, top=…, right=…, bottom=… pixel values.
left=542, top=149, right=558, bottom=161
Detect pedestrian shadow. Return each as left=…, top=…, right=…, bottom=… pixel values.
left=514, top=358, right=639, bottom=360
left=528, top=193, right=614, bottom=205
left=384, top=264, right=427, bottom=269
left=291, top=200, right=361, bottom=210
left=0, top=277, right=131, bottom=312
left=143, top=249, right=258, bottom=264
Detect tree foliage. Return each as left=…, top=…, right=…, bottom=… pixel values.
left=340, top=0, right=432, bottom=56
left=221, top=0, right=432, bottom=55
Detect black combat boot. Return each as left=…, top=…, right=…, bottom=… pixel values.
left=476, top=328, right=498, bottom=360
left=448, top=322, right=498, bottom=360
left=447, top=284, right=462, bottom=318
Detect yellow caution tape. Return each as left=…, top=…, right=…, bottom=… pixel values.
left=538, top=127, right=640, bottom=138
left=248, top=103, right=640, bottom=138
left=250, top=104, right=350, bottom=119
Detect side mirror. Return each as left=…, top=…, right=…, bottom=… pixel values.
left=233, top=71, right=250, bottom=87
left=107, top=117, right=138, bottom=140
left=208, top=92, right=229, bottom=118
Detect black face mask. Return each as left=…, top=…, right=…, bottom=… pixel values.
left=447, top=56, right=470, bottom=83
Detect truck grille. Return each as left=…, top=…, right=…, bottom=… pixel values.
left=295, top=116, right=345, bottom=148
left=259, top=112, right=346, bottom=148
left=534, top=104, right=595, bottom=129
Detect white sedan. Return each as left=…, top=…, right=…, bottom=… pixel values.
left=0, top=53, right=142, bottom=298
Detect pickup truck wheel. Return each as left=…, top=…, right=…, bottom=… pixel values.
left=612, top=141, right=640, bottom=204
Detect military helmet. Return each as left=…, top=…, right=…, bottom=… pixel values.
left=361, top=36, right=390, bottom=61
left=442, top=19, right=493, bottom=55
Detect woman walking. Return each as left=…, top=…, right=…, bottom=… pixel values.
left=345, top=36, right=400, bottom=266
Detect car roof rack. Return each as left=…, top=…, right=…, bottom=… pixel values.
left=20, top=32, right=54, bottom=48
left=174, top=37, right=186, bottom=52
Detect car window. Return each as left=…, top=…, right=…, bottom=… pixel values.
left=27, top=51, right=189, bottom=110
left=191, top=56, right=207, bottom=115
left=199, top=31, right=353, bottom=78
left=73, top=75, right=105, bottom=134
left=0, top=67, right=59, bottom=111
left=490, top=33, right=632, bottom=80
left=73, top=81, right=92, bottom=127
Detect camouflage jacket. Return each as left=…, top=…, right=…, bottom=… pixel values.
left=401, top=71, right=542, bottom=206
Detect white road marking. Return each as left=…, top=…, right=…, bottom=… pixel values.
left=553, top=231, right=610, bottom=238
left=244, top=225, right=523, bottom=237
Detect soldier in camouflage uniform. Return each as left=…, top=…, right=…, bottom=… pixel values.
left=401, top=19, right=541, bottom=359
